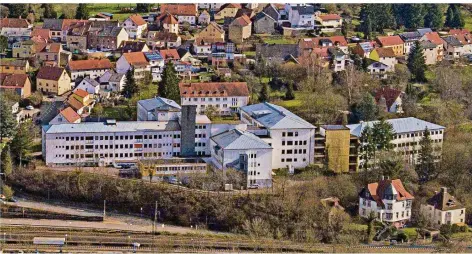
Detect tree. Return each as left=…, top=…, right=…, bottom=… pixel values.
left=0, top=5, right=9, bottom=18
left=445, top=4, right=464, bottom=28
left=259, top=82, right=269, bottom=102
left=366, top=212, right=377, bottom=243
left=1, top=145, right=13, bottom=177
left=360, top=126, right=376, bottom=170
left=356, top=93, right=378, bottom=121
left=424, top=4, right=443, bottom=29
left=404, top=4, right=425, bottom=29
left=7, top=4, right=27, bottom=18
left=10, top=121, right=34, bottom=166
left=0, top=96, right=17, bottom=142
left=407, top=41, right=427, bottom=83
left=372, top=119, right=394, bottom=151
left=136, top=3, right=152, bottom=13
left=60, top=4, right=77, bottom=19
left=158, top=62, right=180, bottom=103
left=122, top=68, right=137, bottom=98
left=75, top=4, right=89, bottom=19
left=415, top=127, right=438, bottom=184
left=0, top=35, right=7, bottom=53
left=204, top=105, right=218, bottom=120
left=2, top=185, right=14, bottom=200
left=285, top=82, right=295, bottom=100
left=363, top=15, right=372, bottom=40
left=92, top=103, right=104, bottom=121
left=360, top=4, right=395, bottom=33
left=42, top=3, right=57, bottom=19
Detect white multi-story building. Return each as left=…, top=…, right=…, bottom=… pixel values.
left=195, top=115, right=212, bottom=156
left=240, top=102, right=316, bottom=170
left=285, top=4, right=315, bottom=28
left=359, top=178, right=414, bottom=227
left=137, top=97, right=181, bottom=122
left=122, top=14, right=148, bottom=39
left=420, top=187, right=466, bottom=227
left=211, top=129, right=273, bottom=187
left=68, top=59, right=113, bottom=82
left=197, top=3, right=223, bottom=10
left=179, top=82, right=250, bottom=116
left=347, top=117, right=445, bottom=164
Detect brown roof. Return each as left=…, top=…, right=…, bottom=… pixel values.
left=427, top=188, right=464, bottom=211
left=59, top=107, right=81, bottom=123
left=0, top=59, right=27, bottom=67
left=160, top=4, right=197, bottom=16
left=35, top=42, right=61, bottom=53
left=376, top=35, right=404, bottom=47
left=128, top=14, right=147, bottom=26
left=68, top=96, right=85, bottom=110
left=159, top=12, right=178, bottom=25
left=375, top=47, right=396, bottom=58
left=454, top=33, right=472, bottom=45
left=0, top=18, right=30, bottom=28
left=299, top=36, right=348, bottom=50
left=37, top=66, right=65, bottom=81
left=319, top=14, right=342, bottom=21
left=1, top=74, right=29, bottom=87
left=68, top=59, right=112, bottom=71
left=423, top=32, right=443, bottom=45
left=159, top=49, right=180, bottom=60
left=367, top=179, right=414, bottom=207
left=220, top=3, right=242, bottom=10
left=123, top=52, right=149, bottom=67
left=73, top=88, right=89, bottom=98
left=374, top=87, right=403, bottom=109
left=179, top=82, right=249, bottom=97
left=232, top=15, right=251, bottom=26
left=449, top=29, right=470, bottom=35
left=31, top=28, right=51, bottom=40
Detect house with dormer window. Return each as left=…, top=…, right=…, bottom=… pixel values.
left=420, top=187, right=466, bottom=226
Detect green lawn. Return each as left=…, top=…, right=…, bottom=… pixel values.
left=260, top=35, right=298, bottom=45
left=87, top=3, right=148, bottom=22
left=102, top=105, right=134, bottom=120
left=274, top=91, right=304, bottom=109
left=462, top=7, right=472, bottom=31
left=400, top=227, right=418, bottom=239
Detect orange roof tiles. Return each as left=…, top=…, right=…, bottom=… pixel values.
left=319, top=14, right=342, bottom=21
left=299, top=36, right=348, bottom=49
left=423, top=32, right=443, bottom=45
left=159, top=49, right=180, bottom=60
left=375, top=47, right=396, bottom=58
left=74, top=88, right=89, bottom=98
left=0, top=18, right=30, bottom=28
left=128, top=14, right=147, bottom=26
left=1, top=74, right=29, bottom=87
left=123, top=52, right=149, bottom=67
left=159, top=12, right=178, bottom=25
left=31, top=28, right=51, bottom=40
left=449, top=29, right=470, bottom=35
left=179, top=82, right=249, bottom=97
left=68, top=59, right=112, bottom=71
left=232, top=14, right=251, bottom=26
left=160, top=4, right=197, bottom=16
left=367, top=179, right=414, bottom=207
left=376, top=35, right=404, bottom=46
left=68, top=97, right=85, bottom=110
left=60, top=107, right=81, bottom=123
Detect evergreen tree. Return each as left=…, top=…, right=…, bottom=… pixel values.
left=259, top=83, right=269, bottom=102
left=445, top=4, right=463, bottom=28
left=364, top=15, right=372, bottom=40
left=136, top=4, right=152, bottom=13
left=445, top=4, right=455, bottom=27
left=372, top=119, right=394, bottom=151
left=415, top=127, right=438, bottom=184
left=1, top=146, right=13, bottom=176
left=10, top=121, right=34, bottom=166
left=341, top=20, right=349, bottom=37
left=0, top=35, right=8, bottom=54
left=404, top=4, right=425, bottom=29
left=356, top=93, right=378, bottom=121
left=158, top=62, right=180, bottom=103
left=75, top=4, right=89, bottom=20
left=424, top=4, right=443, bottom=30
left=285, top=82, right=295, bottom=100
left=360, top=126, right=376, bottom=170
left=7, top=4, right=27, bottom=18
left=42, top=4, right=57, bottom=19
left=407, top=41, right=427, bottom=82
left=122, top=68, right=137, bottom=98
left=0, top=96, right=17, bottom=142
left=360, top=4, right=395, bottom=33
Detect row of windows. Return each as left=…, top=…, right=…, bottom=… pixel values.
left=59, top=133, right=178, bottom=141
left=281, top=158, right=307, bottom=163
left=395, top=130, right=443, bottom=139
left=62, top=143, right=178, bottom=150
left=57, top=151, right=178, bottom=159
left=281, top=140, right=308, bottom=146
left=185, top=97, right=230, bottom=102
left=281, top=149, right=307, bottom=155
left=282, top=131, right=299, bottom=137
left=248, top=170, right=260, bottom=176
left=394, top=139, right=442, bottom=148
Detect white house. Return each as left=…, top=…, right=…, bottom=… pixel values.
left=116, top=52, right=150, bottom=80
left=367, top=61, right=389, bottom=79
left=374, top=87, right=404, bottom=114
left=370, top=48, right=397, bottom=72
left=122, top=14, right=148, bottom=39
left=240, top=102, right=316, bottom=170
left=99, top=70, right=125, bottom=92
left=197, top=3, right=223, bottom=11
left=420, top=187, right=466, bottom=227
left=210, top=129, right=273, bottom=188
left=74, top=77, right=100, bottom=94
left=359, top=178, right=414, bottom=228
left=137, top=97, right=181, bottom=121
left=316, top=14, right=343, bottom=29
left=442, top=36, right=464, bottom=60
left=68, top=59, right=113, bottom=82
left=49, top=107, right=81, bottom=125
left=198, top=10, right=211, bottom=25
left=179, top=82, right=250, bottom=116
left=160, top=4, right=198, bottom=25
left=285, top=4, right=315, bottom=28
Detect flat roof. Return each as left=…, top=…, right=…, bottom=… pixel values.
left=44, top=121, right=180, bottom=134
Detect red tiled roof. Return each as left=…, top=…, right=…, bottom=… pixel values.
left=449, top=29, right=470, bottom=35
left=376, top=35, right=403, bottom=46
left=374, top=87, right=403, bottom=109
left=0, top=18, right=30, bottom=28
left=68, top=59, right=112, bottom=71
left=232, top=14, right=251, bottom=26
left=159, top=49, right=180, bottom=60
left=1, top=74, right=29, bottom=87
left=423, top=32, right=442, bottom=45
left=123, top=52, right=149, bottom=67
left=375, top=47, right=396, bottom=58
left=73, top=88, right=89, bottom=98
left=454, top=33, right=472, bottom=45
left=128, top=14, right=147, bottom=26
left=299, top=36, right=348, bottom=49
left=319, top=14, right=342, bottom=21
left=36, top=43, right=61, bottom=53
left=220, top=3, right=242, bottom=10
left=179, top=82, right=249, bottom=97
left=367, top=179, right=414, bottom=207
left=60, top=107, right=81, bottom=123
left=68, top=96, right=85, bottom=110
left=37, top=66, right=65, bottom=81
left=160, top=4, right=197, bottom=16
left=159, top=12, right=178, bottom=25
left=31, top=28, right=51, bottom=40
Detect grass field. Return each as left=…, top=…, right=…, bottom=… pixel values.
left=462, top=7, right=472, bottom=31
left=87, top=3, right=148, bottom=22
left=259, top=35, right=298, bottom=45
left=400, top=227, right=418, bottom=239
left=274, top=91, right=304, bottom=109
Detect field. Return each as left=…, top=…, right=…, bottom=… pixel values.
left=87, top=3, right=149, bottom=22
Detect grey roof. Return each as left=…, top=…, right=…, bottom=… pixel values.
left=43, top=19, right=63, bottom=31
left=97, top=26, right=124, bottom=37
left=109, top=73, right=125, bottom=82
left=83, top=77, right=100, bottom=87
left=254, top=12, right=276, bottom=22
left=321, top=125, right=349, bottom=130
left=262, top=4, right=280, bottom=21
left=443, top=36, right=462, bottom=47
left=255, top=44, right=299, bottom=62
left=399, top=31, right=421, bottom=42
left=328, top=47, right=345, bottom=57
left=211, top=129, right=272, bottom=150
left=292, top=5, right=315, bottom=15
left=420, top=40, right=437, bottom=49
left=138, top=97, right=181, bottom=112
left=241, top=102, right=315, bottom=130
left=44, top=120, right=180, bottom=134
left=346, top=117, right=445, bottom=137
left=417, top=28, right=433, bottom=36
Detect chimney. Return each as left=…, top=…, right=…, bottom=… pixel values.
left=440, top=187, right=447, bottom=193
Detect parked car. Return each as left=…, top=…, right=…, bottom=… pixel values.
left=26, top=105, right=34, bottom=110
left=248, top=184, right=260, bottom=189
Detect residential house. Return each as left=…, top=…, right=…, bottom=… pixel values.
left=42, top=19, right=65, bottom=41
left=229, top=15, right=252, bottom=44
left=198, top=3, right=223, bottom=11
left=442, top=36, right=463, bottom=60
left=262, top=4, right=282, bottom=24
left=122, top=14, right=148, bottom=39
left=0, top=18, right=31, bottom=48
left=160, top=4, right=198, bottom=25
left=194, top=38, right=213, bottom=55
left=37, top=66, right=71, bottom=95
left=67, top=88, right=95, bottom=115
left=374, top=87, right=404, bottom=113
left=376, top=35, right=404, bottom=56
left=399, top=31, right=422, bottom=56
left=195, top=22, right=225, bottom=43
left=99, top=70, right=126, bottom=92
left=420, top=32, right=444, bottom=62
left=116, top=52, right=150, bottom=80
left=68, top=59, right=112, bottom=81
left=420, top=187, right=466, bottom=226
left=137, top=97, right=181, bottom=121
left=147, top=31, right=181, bottom=49
left=35, top=42, right=63, bottom=66
left=316, top=14, right=343, bottom=31
left=253, top=12, right=276, bottom=34
left=369, top=48, right=397, bottom=72
left=286, top=4, right=315, bottom=28
left=240, top=102, right=316, bottom=170
left=0, top=73, right=32, bottom=98
left=210, top=129, right=273, bottom=188
left=49, top=107, right=81, bottom=125
left=178, top=48, right=201, bottom=66
left=155, top=12, right=179, bottom=34
left=144, top=51, right=165, bottom=82
left=0, top=59, right=29, bottom=74
left=421, top=40, right=440, bottom=65
left=179, top=82, right=249, bottom=115
left=214, top=3, right=242, bottom=20
left=31, top=28, right=51, bottom=42
left=198, top=10, right=211, bottom=25
left=352, top=41, right=375, bottom=58
left=119, top=40, right=150, bottom=53
left=359, top=178, right=414, bottom=227
left=366, top=60, right=389, bottom=79
left=299, top=36, right=349, bottom=54
left=74, top=77, right=101, bottom=94
left=87, top=26, right=128, bottom=51
left=327, top=47, right=348, bottom=72
left=417, top=28, right=433, bottom=36
left=12, top=40, right=34, bottom=58
left=159, top=48, right=181, bottom=63
left=65, top=20, right=91, bottom=53
left=452, top=32, right=472, bottom=55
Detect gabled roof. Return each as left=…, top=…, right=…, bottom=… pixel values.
left=319, top=14, right=342, bottom=21
left=179, top=82, right=249, bottom=97
left=417, top=28, right=433, bottom=36
left=399, top=31, right=421, bottom=42
left=299, top=36, right=348, bottom=49
left=31, top=28, right=51, bottom=40
left=449, top=29, right=470, bottom=35
left=374, top=47, right=396, bottom=58
left=109, top=72, right=125, bottom=82
left=68, top=96, right=85, bottom=110
left=160, top=4, right=197, bottom=16
left=291, top=5, right=315, bottom=15
left=256, top=43, right=299, bottom=62
left=123, top=52, right=149, bottom=67
left=59, top=107, right=81, bottom=123
left=361, top=179, right=414, bottom=208
left=241, top=102, right=315, bottom=130
left=346, top=117, right=445, bottom=137
left=0, top=18, right=30, bottom=28
left=254, top=12, right=276, bottom=22
left=36, top=43, right=61, bottom=53
left=358, top=41, right=375, bottom=53
left=81, top=77, right=100, bottom=87
left=152, top=31, right=180, bottom=42
left=420, top=40, right=437, bottom=49
left=37, top=66, right=65, bottom=81
left=127, top=14, right=147, bottom=26
left=211, top=129, right=272, bottom=150
left=42, top=19, right=64, bottom=31
left=120, top=40, right=148, bottom=52
left=138, top=97, right=181, bottom=112
left=374, top=87, right=403, bottom=109
left=159, top=12, right=179, bottom=25
left=454, top=33, right=472, bottom=45
left=73, top=88, right=89, bottom=98
left=159, top=48, right=180, bottom=60
left=262, top=4, right=280, bottom=21
left=219, top=3, right=242, bottom=10
left=442, top=36, right=463, bottom=47
left=422, top=32, right=443, bottom=45
left=68, top=59, right=112, bottom=71
left=427, top=188, right=464, bottom=211
left=376, top=35, right=404, bottom=46
left=94, top=26, right=124, bottom=37
left=1, top=74, right=29, bottom=87
left=231, top=14, right=251, bottom=27
left=0, top=59, right=27, bottom=67
left=204, top=21, right=225, bottom=34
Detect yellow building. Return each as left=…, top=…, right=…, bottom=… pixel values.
left=376, top=35, right=404, bottom=56
left=214, top=3, right=241, bottom=20
left=12, top=40, right=34, bottom=58
left=0, top=59, right=29, bottom=74
left=36, top=66, right=71, bottom=95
